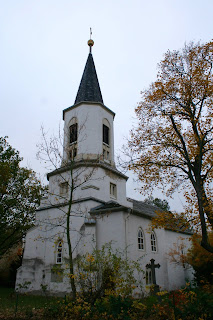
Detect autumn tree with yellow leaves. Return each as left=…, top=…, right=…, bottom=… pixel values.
left=187, top=233, right=213, bottom=284
left=128, top=41, right=213, bottom=253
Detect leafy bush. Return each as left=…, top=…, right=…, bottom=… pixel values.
left=148, top=284, right=213, bottom=320
left=55, top=295, right=146, bottom=320
left=75, top=243, right=144, bottom=302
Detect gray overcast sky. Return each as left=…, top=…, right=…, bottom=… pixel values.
left=0, top=0, right=213, bottom=210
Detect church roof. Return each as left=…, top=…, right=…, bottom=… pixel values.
left=74, top=53, right=103, bottom=105
left=130, top=198, right=163, bottom=217
left=90, top=201, right=122, bottom=212
left=90, top=199, right=192, bottom=235
left=90, top=199, right=162, bottom=218
left=63, top=41, right=115, bottom=119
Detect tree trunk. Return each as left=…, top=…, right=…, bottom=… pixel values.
left=66, top=164, right=77, bottom=299
left=196, top=186, right=213, bottom=253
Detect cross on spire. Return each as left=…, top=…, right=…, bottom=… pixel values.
left=88, top=28, right=94, bottom=53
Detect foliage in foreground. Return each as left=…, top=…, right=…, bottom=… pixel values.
left=50, top=286, right=213, bottom=320
left=0, top=137, right=43, bottom=258
left=0, top=284, right=212, bottom=320
left=74, top=243, right=144, bottom=302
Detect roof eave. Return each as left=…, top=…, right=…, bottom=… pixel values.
left=63, top=101, right=115, bottom=120
left=47, top=160, right=128, bottom=181
left=90, top=205, right=129, bottom=215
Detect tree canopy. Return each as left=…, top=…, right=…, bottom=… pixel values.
left=0, top=137, right=42, bottom=257
left=128, top=41, right=213, bottom=252
left=144, top=197, right=170, bottom=211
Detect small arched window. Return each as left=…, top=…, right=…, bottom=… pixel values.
left=138, top=228, right=144, bottom=250
left=56, top=241, right=63, bottom=264
left=151, top=232, right=157, bottom=252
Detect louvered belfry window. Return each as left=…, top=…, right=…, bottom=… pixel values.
left=103, top=124, right=109, bottom=145
left=70, top=123, right=78, bottom=144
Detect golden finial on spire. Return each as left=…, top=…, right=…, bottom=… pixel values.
left=87, top=27, right=94, bottom=53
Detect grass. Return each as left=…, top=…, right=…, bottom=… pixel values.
left=0, top=287, right=60, bottom=319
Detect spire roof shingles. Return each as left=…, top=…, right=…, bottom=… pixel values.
left=74, top=53, right=103, bottom=105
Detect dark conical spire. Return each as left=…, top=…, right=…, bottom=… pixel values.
left=74, top=52, right=104, bottom=105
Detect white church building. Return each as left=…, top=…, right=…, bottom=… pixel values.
left=16, top=39, right=193, bottom=295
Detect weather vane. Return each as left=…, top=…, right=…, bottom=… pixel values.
left=88, top=27, right=94, bottom=53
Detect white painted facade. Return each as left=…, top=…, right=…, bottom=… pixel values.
left=16, top=51, right=194, bottom=295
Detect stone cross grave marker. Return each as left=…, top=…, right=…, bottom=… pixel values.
left=146, top=258, right=160, bottom=286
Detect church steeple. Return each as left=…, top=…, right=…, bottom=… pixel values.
left=63, top=37, right=115, bottom=166
left=74, top=38, right=103, bottom=105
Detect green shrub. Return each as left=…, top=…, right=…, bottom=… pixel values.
left=75, top=243, right=144, bottom=303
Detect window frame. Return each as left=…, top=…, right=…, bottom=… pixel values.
left=60, top=181, right=68, bottom=196
left=56, top=240, right=63, bottom=264
left=103, top=124, right=109, bottom=145
left=151, top=231, right=157, bottom=252
left=69, top=123, right=78, bottom=144
left=138, top=228, right=145, bottom=250
left=146, top=269, right=153, bottom=285
left=110, top=182, right=117, bottom=199
left=69, top=147, right=77, bottom=160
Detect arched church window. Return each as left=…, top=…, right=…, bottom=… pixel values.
left=56, top=241, right=63, bottom=264
left=138, top=228, right=144, bottom=250
left=151, top=232, right=157, bottom=252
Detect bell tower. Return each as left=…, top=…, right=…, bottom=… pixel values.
left=62, top=37, right=115, bottom=166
